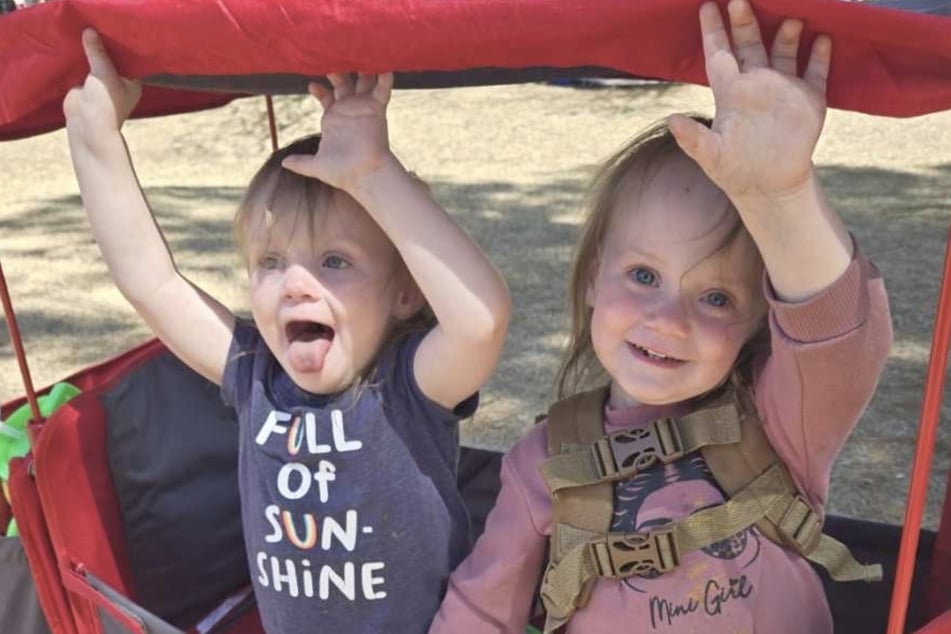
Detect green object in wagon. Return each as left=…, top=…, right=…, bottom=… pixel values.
left=1, top=382, right=80, bottom=537
left=0, top=382, right=81, bottom=480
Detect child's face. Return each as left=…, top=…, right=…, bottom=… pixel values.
left=587, top=156, right=766, bottom=409
left=245, top=191, right=418, bottom=394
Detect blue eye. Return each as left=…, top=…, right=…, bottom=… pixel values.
left=323, top=255, right=349, bottom=270
left=630, top=267, right=657, bottom=286
left=703, top=291, right=731, bottom=308
left=258, top=253, right=284, bottom=271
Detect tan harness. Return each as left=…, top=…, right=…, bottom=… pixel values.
left=538, top=386, right=881, bottom=633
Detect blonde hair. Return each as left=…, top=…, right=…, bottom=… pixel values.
left=233, top=134, right=436, bottom=381
left=234, top=134, right=326, bottom=264
left=555, top=117, right=769, bottom=399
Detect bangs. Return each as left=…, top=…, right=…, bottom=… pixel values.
left=682, top=216, right=766, bottom=314
left=233, top=133, right=328, bottom=262
left=234, top=160, right=331, bottom=264
left=706, top=219, right=763, bottom=286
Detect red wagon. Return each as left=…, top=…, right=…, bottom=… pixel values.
left=1, top=1, right=950, bottom=633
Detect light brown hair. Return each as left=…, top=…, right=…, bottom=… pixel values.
left=555, top=117, right=769, bottom=399
left=233, top=134, right=436, bottom=376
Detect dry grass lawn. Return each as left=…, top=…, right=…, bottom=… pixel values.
left=1, top=82, right=950, bottom=527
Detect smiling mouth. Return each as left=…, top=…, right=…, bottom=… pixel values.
left=630, top=343, right=684, bottom=364
left=285, top=321, right=335, bottom=343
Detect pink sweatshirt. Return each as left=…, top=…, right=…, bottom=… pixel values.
left=430, top=249, right=892, bottom=634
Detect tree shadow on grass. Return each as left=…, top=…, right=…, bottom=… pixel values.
left=1, top=163, right=950, bottom=526
left=820, top=163, right=951, bottom=525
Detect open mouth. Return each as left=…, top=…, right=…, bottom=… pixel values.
left=285, top=320, right=335, bottom=344
left=630, top=343, right=684, bottom=364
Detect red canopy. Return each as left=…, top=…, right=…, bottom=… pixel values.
left=1, top=0, right=950, bottom=140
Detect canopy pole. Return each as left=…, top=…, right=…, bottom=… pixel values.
left=0, top=255, right=41, bottom=424
left=887, top=221, right=951, bottom=634
left=265, top=96, right=278, bottom=152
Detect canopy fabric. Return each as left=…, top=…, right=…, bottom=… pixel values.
left=1, top=0, right=950, bottom=141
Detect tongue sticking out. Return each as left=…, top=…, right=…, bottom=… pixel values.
left=286, top=322, right=334, bottom=373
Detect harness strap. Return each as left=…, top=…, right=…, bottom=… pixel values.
left=541, top=396, right=742, bottom=494
left=541, top=398, right=742, bottom=495
left=547, top=388, right=608, bottom=455
left=539, top=463, right=881, bottom=629
left=807, top=534, right=883, bottom=582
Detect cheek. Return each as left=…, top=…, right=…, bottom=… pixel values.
left=588, top=296, right=619, bottom=349
left=695, top=319, right=753, bottom=361
left=589, top=289, right=638, bottom=359
left=248, top=277, right=275, bottom=308
left=248, top=277, right=286, bottom=328
left=594, top=283, right=642, bottom=325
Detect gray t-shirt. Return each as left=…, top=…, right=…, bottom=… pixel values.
left=221, top=320, right=475, bottom=633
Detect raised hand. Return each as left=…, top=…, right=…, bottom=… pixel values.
left=282, top=73, right=394, bottom=190
left=670, top=0, right=830, bottom=206
left=63, top=29, right=142, bottom=137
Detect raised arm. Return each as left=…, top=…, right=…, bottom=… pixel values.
left=671, top=1, right=893, bottom=500
left=283, top=73, right=511, bottom=409
left=64, top=29, right=234, bottom=384
left=670, top=0, right=852, bottom=302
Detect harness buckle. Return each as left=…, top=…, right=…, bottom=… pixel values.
left=591, top=417, right=684, bottom=480
left=589, top=528, right=680, bottom=578
left=778, top=495, right=823, bottom=554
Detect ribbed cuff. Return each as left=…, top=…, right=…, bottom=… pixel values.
left=766, top=243, right=870, bottom=343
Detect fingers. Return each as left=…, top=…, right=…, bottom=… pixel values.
left=372, top=72, right=393, bottom=105
left=770, top=19, right=803, bottom=76
left=668, top=114, right=720, bottom=174
left=327, top=73, right=353, bottom=101
left=700, top=0, right=831, bottom=92
left=355, top=72, right=392, bottom=103
left=281, top=154, right=320, bottom=178
left=699, top=2, right=730, bottom=57
left=727, top=0, right=768, bottom=71
left=355, top=73, right=375, bottom=94
left=308, top=81, right=334, bottom=110
left=312, top=72, right=393, bottom=111
left=803, top=34, right=832, bottom=94
left=81, top=28, right=119, bottom=81
left=699, top=2, right=739, bottom=87
left=62, top=86, right=82, bottom=118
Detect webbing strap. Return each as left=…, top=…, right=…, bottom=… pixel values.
left=540, top=399, right=742, bottom=495
left=542, top=524, right=599, bottom=618
left=669, top=463, right=792, bottom=552
left=540, top=463, right=879, bottom=627
left=540, top=465, right=790, bottom=623
left=808, top=534, right=883, bottom=582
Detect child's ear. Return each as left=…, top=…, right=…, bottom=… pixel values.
left=393, top=283, right=426, bottom=320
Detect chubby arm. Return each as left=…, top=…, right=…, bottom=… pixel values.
left=670, top=0, right=851, bottom=302
left=283, top=74, right=511, bottom=409
left=64, top=29, right=234, bottom=384
left=341, top=154, right=511, bottom=410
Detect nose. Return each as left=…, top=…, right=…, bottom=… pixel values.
left=282, top=264, right=322, bottom=302
left=644, top=295, right=691, bottom=339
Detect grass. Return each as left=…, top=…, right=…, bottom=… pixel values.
left=1, top=82, right=950, bottom=527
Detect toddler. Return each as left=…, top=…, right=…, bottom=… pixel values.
left=64, top=32, right=511, bottom=634
left=430, top=2, right=891, bottom=632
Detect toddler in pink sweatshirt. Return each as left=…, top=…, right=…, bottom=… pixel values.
left=430, top=1, right=892, bottom=632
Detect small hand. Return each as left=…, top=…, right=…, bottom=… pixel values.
left=63, top=29, right=142, bottom=134
left=282, top=73, right=394, bottom=190
left=670, top=0, right=830, bottom=205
